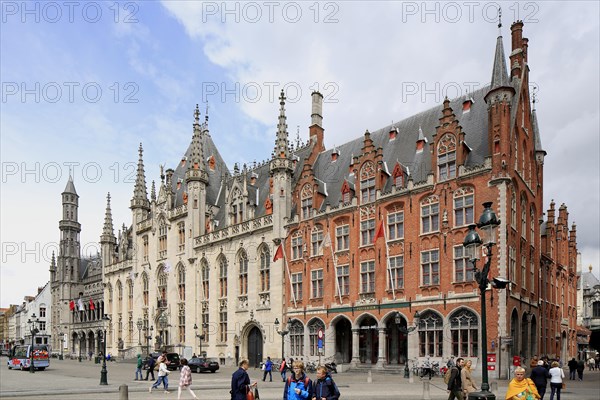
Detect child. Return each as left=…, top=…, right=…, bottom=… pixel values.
left=178, top=358, right=198, bottom=400
left=150, top=359, right=169, bottom=393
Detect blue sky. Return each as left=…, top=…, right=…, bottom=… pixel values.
left=1, top=1, right=599, bottom=307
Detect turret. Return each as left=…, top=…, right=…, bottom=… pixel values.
left=130, top=143, right=150, bottom=225
left=185, top=104, right=209, bottom=238
left=100, top=193, right=117, bottom=267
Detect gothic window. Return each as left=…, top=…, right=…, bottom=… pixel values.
left=454, top=246, right=474, bottom=282
left=360, top=162, right=376, bottom=204
left=530, top=207, right=535, bottom=243
left=291, top=232, right=303, bottom=260
left=521, top=198, right=527, bottom=238
left=108, top=284, right=113, bottom=311
left=521, top=254, right=527, bottom=288
left=454, top=188, right=474, bottom=227
left=449, top=309, right=479, bottom=357
left=291, top=272, right=303, bottom=301
left=311, top=226, right=324, bottom=256
left=511, top=193, right=517, bottom=228
left=230, top=189, right=244, bottom=225
left=593, top=302, right=600, bottom=318
left=219, top=309, right=227, bottom=342
left=418, top=310, right=443, bottom=357
left=360, top=219, right=375, bottom=245
left=335, top=224, right=349, bottom=251
left=311, top=269, right=323, bottom=298
left=178, top=222, right=185, bottom=252
left=421, top=196, right=440, bottom=234
left=219, top=257, right=228, bottom=298
left=308, top=319, right=325, bottom=356
left=421, top=249, right=440, bottom=286
left=117, top=281, right=123, bottom=311
left=259, top=247, right=270, bottom=293
left=179, top=314, right=185, bottom=344
left=158, top=219, right=167, bottom=259
left=437, top=134, right=457, bottom=181
left=39, top=307, right=46, bottom=318
left=178, top=265, right=185, bottom=301
left=336, top=265, right=350, bottom=296
left=201, top=260, right=210, bottom=299
left=143, top=235, right=149, bottom=262
left=142, top=273, right=149, bottom=307
left=158, top=267, right=168, bottom=308
left=289, top=320, right=304, bottom=357
left=388, top=256, right=404, bottom=290
left=360, top=261, right=375, bottom=293
left=388, top=211, right=404, bottom=240
left=238, top=250, right=248, bottom=296
left=127, top=279, right=133, bottom=310
left=301, top=184, right=313, bottom=220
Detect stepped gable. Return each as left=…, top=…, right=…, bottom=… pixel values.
left=311, top=85, right=491, bottom=210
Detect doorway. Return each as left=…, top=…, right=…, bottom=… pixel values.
left=247, top=327, right=263, bottom=368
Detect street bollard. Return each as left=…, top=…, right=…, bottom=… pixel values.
left=119, top=384, right=129, bottom=400
left=367, top=370, right=372, bottom=383
left=421, top=380, right=431, bottom=400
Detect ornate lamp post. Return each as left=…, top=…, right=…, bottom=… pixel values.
left=396, top=311, right=420, bottom=378
left=274, top=318, right=291, bottom=361
left=27, top=314, right=39, bottom=373
left=57, top=328, right=65, bottom=361
left=463, top=202, right=508, bottom=400
left=100, top=314, right=111, bottom=385
left=193, top=322, right=208, bottom=357
left=136, top=318, right=143, bottom=346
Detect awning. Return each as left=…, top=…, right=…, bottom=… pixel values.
left=577, top=337, right=590, bottom=344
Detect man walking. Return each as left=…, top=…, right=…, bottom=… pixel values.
left=262, top=356, right=273, bottom=382
left=447, top=357, right=464, bottom=400
left=144, top=355, right=156, bottom=381
left=530, top=360, right=551, bottom=399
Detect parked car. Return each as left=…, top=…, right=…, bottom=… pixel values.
left=142, top=352, right=180, bottom=371
left=188, top=357, right=219, bottom=373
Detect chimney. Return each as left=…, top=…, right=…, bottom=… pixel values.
left=311, top=91, right=323, bottom=127
left=510, top=20, right=524, bottom=78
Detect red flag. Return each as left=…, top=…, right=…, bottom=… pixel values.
left=374, top=220, right=385, bottom=241
left=69, top=300, right=75, bottom=311
left=89, top=298, right=95, bottom=310
left=273, top=244, right=284, bottom=262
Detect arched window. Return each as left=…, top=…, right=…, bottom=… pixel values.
left=449, top=309, right=479, bottom=357
left=437, top=134, right=457, bottom=181
left=201, top=259, right=210, bottom=299
left=158, top=218, right=167, bottom=258
left=117, top=281, right=123, bottom=311
left=511, top=192, right=517, bottom=228
left=308, top=319, right=325, bottom=356
left=289, top=320, right=304, bottom=357
left=530, top=207, right=535, bottom=243
left=219, top=257, right=228, bottom=298
left=178, top=265, right=186, bottom=301
left=158, top=267, right=168, bottom=307
left=301, top=184, right=313, bottom=220
left=238, top=251, right=248, bottom=296
left=510, top=310, right=519, bottom=356
left=107, top=283, right=113, bottom=312
left=142, top=273, right=149, bottom=307
left=127, top=279, right=133, bottom=311
left=521, top=198, right=527, bottom=237
left=259, top=247, right=270, bottom=293
left=418, top=310, right=443, bottom=357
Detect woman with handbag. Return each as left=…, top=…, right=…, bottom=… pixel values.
left=505, top=366, right=540, bottom=400
left=548, top=361, right=565, bottom=400
left=231, top=359, right=257, bottom=400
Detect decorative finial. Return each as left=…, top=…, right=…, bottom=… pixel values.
left=194, top=104, right=200, bottom=124
left=205, top=102, right=209, bottom=123
left=532, top=85, right=538, bottom=110
left=498, top=7, right=502, bottom=31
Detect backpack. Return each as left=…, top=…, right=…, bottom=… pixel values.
left=287, top=375, right=310, bottom=389
left=444, top=367, right=455, bottom=385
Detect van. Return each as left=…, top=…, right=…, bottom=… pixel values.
left=7, top=344, right=50, bottom=371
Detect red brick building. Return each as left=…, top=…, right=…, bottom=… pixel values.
left=278, top=21, right=577, bottom=378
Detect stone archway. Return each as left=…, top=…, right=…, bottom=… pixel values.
left=334, top=318, right=352, bottom=363
left=359, top=316, right=378, bottom=364
left=385, top=315, right=408, bottom=365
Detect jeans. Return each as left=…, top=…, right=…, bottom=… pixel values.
left=569, top=370, right=576, bottom=380
left=281, top=370, right=286, bottom=382
left=262, top=370, right=272, bottom=381
left=135, top=367, right=143, bottom=380
left=152, top=375, right=169, bottom=390
left=549, top=383, right=561, bottom=400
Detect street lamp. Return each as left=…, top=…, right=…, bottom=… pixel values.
left=100, top=314, right=111, bottom=385
left=136, top=318, right=143, bottom=346
left=27, top=313, right=39, bottom=373
left=193, top=322, right=208, bottom=357
left=78, top=332, right=84, bottom=362
left=57, top=328, right=65, bottom=361
left=145, top=326, right=153, bottom=356
left=395, top=311, right=420, bottom=378
left=274, top=317, right=291, bottom=361
left=463, top=202, right=508, bottom=400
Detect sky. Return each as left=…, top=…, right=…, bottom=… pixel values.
left=1, top=1, right=599, bottom=308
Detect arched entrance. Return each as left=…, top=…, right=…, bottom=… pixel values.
left=87, top=331, right=95, bottom=357
left=386, top=315, right=408, bottom=365
left=510, top=310, right=519, bottom=357
left=334, top=318, right=352, bottom=363
left=247, top=327, right=263, bottom=368
left=530, top=316, right=537, bottom=357
left=359, top=316, right=378, bottom=364
left=521, top=313, right=529, bottom=359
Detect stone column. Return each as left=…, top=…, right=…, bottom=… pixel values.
left=376, top=328, right=386, bottom=369
left=350, top=328, right=360, bottom=367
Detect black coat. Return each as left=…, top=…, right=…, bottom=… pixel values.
left=530, top=366, right=550, bottom=388
left=447, top=366, right=462, bottom=391
left=312, top=373, right=340, bottom=400
left=231, top=367, right=250, bottom=400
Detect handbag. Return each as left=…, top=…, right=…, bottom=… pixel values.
left=561, top=382, right=566, bottom=389
left=246, top=386, right=255, bottom=400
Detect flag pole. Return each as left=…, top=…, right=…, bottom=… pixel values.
left=327, top=232, right=343, bottom=304
left=378, top=219, right=396, bottom=300
left=279, top=241, right=297, bottom=308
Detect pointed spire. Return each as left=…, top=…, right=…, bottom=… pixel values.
left=532, top=98, right=545, bottom=155
left=188, top=105, right=205, bottom=171
left=131, top=143, right=150, bottom=210
left=151, top=180, right=156, bottom=201
left=417, top=126, right=428, bottom=143
left=50, top=251, right=56, bottom=269
left=103, top=193, right=115, bottom=237
left=63, top=174, right=77, bottom=195
left=273, top=90, right=290, bottom=159
left=490, top=33, right=510, bottom=91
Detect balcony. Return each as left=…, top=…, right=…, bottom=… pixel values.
left=157, top=299, right=167, bottom=309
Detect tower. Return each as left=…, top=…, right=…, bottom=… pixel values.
left=185, top=104, right=209, bottom=240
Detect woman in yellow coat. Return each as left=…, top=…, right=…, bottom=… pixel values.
left=461, top=359, right=478, bottom=394
left=506, top=367, right=541, bottom=400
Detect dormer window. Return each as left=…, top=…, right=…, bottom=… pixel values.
left=462, top=98, right=474, bottom=113
left=360, top=161, right=376, bottom=204
left=389, top=127, right=398, bottom=140
left=301, top=184, right=313, bottom=220
left=331, top=148, right=340, bottom=162
left=437, top=134, right=457, bottom=181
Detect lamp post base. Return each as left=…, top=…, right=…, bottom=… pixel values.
left=403, top=364, right=409, bottom=378
left=100, top=365, right=108, bottom=385
left=59, top=354, right=63, bottom=360
left=467, top=390, right=496, bottom=400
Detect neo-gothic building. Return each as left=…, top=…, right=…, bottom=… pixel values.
left=277, top=21, right=577, bottom=379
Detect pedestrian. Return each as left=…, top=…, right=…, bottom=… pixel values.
left=548, top=361, right=564, bottom=400
left=530, top=360, right=551, bottom=399
left=312, top=365, right=340, bottom=400
left=567, top=357, right=577, bottom=380
left=587, top=355, right=595, bottom=371
left=447, top=356, right=456, bottom=368
left=446, top=357, right=464, bottom=400
left=149, top=358, right=170, bottom=393
left=230, top=359, right=257, bottom=400
left=461, top=359, right=478, bottom=395
left=262, top=356, right=273, bottom=382
left=280, top=358, right=287, bottom=382
left=283, top=360, right=313, bottom=400
left=506, top=366, right=540, bottom=400
left=135, top=354, right=143, bottom=381
left=145, top=355, right=156, bottom=381
left=89, top=350, right=93, bottom=361
left=576, top=358, right=584, bottom=381
left=177, top=358, right=198, bottom=400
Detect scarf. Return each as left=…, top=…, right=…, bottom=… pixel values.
left=505, top=378, right=540, bottom=400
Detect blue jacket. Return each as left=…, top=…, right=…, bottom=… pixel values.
left=283, top=373, right=313, bottom=400
left=312, top=373, right=340, bottom=400
left=265, top=359, right=273, bottom=371
left=230, top=367, right=250, bottom=400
